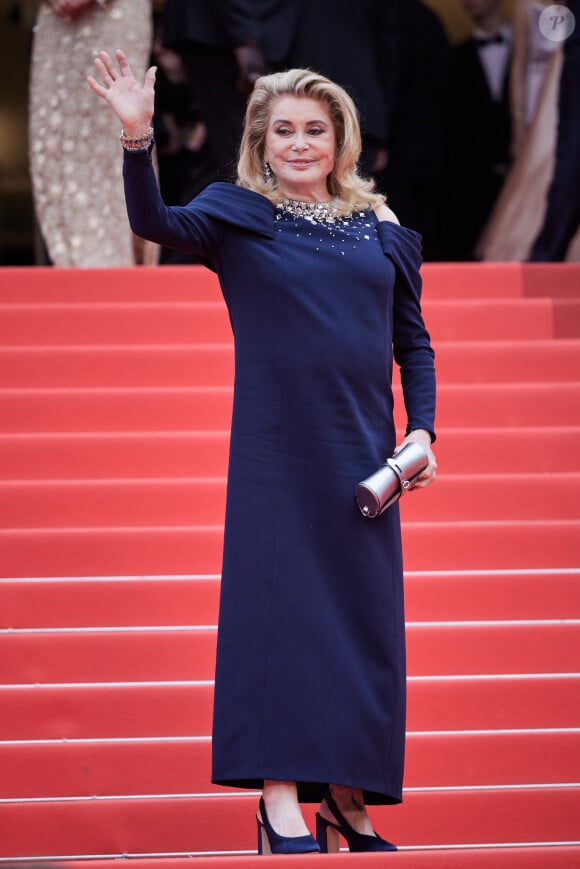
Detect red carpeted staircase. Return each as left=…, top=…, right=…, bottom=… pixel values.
left=0, top=262, right=579, bottom=868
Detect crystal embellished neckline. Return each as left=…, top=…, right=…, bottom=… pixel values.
left=278, top=197, right=342, bottom=224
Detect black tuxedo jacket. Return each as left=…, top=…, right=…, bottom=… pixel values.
left=446, top=37, right=512, bottom=177
left=442, top=35, right=513, bottom=258
left=162, top=0, right=296, bottom=66
left=286, top=0, right=391, bottom=143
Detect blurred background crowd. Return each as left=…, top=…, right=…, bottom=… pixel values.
left=0, top=0, right=578, bottom=266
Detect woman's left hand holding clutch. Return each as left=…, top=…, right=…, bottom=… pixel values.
left=394, top=429, right=437, bottom=489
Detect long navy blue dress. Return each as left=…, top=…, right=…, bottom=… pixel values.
left=123, top=151, right=436, bottom=805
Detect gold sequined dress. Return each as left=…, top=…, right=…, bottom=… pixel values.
left=29, top=0, right=153, bottom=266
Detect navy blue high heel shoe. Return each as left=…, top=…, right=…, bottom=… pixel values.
left=315, top=788, right=397, bottom=853
left=257, top=796, right=321, bottom=855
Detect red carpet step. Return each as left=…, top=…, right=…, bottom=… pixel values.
left=2, top=472, right=579, bottom=528
left=1, top=520, right=578, bottom=576
left=1, top=426, right=579, bottom=478
left=3, top=338, right=580, bottom=388
left=2, top=728, right=580, bottom=798
left=4, top=295, right=579, bottom=343
left=60, top=850, right=580, bottom=869
left=1, top=261, right=578, bottom=301
left=2, top=675, right=579, bottom=740
left=0, top=262, right=579, bottom=866
left=3, top=382, right=580, bottom=433
left=2, top=570, right=579, bottom=625
left=3, top=620, right=580, bottom=683
left=1, top=789, right=579, bottom=857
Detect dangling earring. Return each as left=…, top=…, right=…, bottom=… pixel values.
left=264, top=161, right=272, bottom=182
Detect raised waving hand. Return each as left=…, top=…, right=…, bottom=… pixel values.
left=87, top=49, right=156, bottom=136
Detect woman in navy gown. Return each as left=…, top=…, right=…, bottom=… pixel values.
left=89, top=52, right=437, bottom=855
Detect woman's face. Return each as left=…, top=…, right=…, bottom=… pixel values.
left=263, top=95, right=336, bottom=201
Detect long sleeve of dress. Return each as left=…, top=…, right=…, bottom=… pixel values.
left=378, top=221, right=436, bottom=441
left=123, top=150, right=219, bottom=259
left=122, top=150, right=274, bottom=267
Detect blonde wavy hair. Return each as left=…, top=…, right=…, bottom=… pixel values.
left=237, top=68, right=385, bottom=216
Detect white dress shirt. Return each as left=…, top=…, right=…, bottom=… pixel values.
left=473, top=24, right=512, bottom=101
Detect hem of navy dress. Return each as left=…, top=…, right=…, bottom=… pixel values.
left=212, top=778, right=402, bottom=806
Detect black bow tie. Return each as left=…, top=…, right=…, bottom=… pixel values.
left=473, top=33, right=505, bottom=47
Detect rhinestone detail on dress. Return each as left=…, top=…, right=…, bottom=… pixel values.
left=278, top=198, right=344, bottom=224
left=275, top=203, right=377, bottom=256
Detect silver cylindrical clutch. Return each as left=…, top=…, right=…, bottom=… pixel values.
left=355, top=441, right=429, bottom=518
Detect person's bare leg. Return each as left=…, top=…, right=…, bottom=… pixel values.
left=319, top=784, right=376, bottom=836
left=260, top=780, right=311, bottom=837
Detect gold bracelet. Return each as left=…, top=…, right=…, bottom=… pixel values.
left=120, top=126, right=154, bottom=152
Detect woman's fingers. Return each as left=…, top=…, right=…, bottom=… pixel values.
left=393, top=432, right=437, bottom=490
left=87, top=48, right=155, bottom=131
left=143, top=65, right=158, bottom=94
left=88, top=51, right=127, bottom=99
left=412, top=466, right=436, bottom=488
left=412, top=450, right=437, bottom=489
left=90, top=53, right=115, bottom=92
left=86, top=74, right=107, bottom=99
left=87, top=54, right=121, bottom=106
left=97, top=50, right=118, bottom=82
left=116, top=48, right=134, bottom=79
